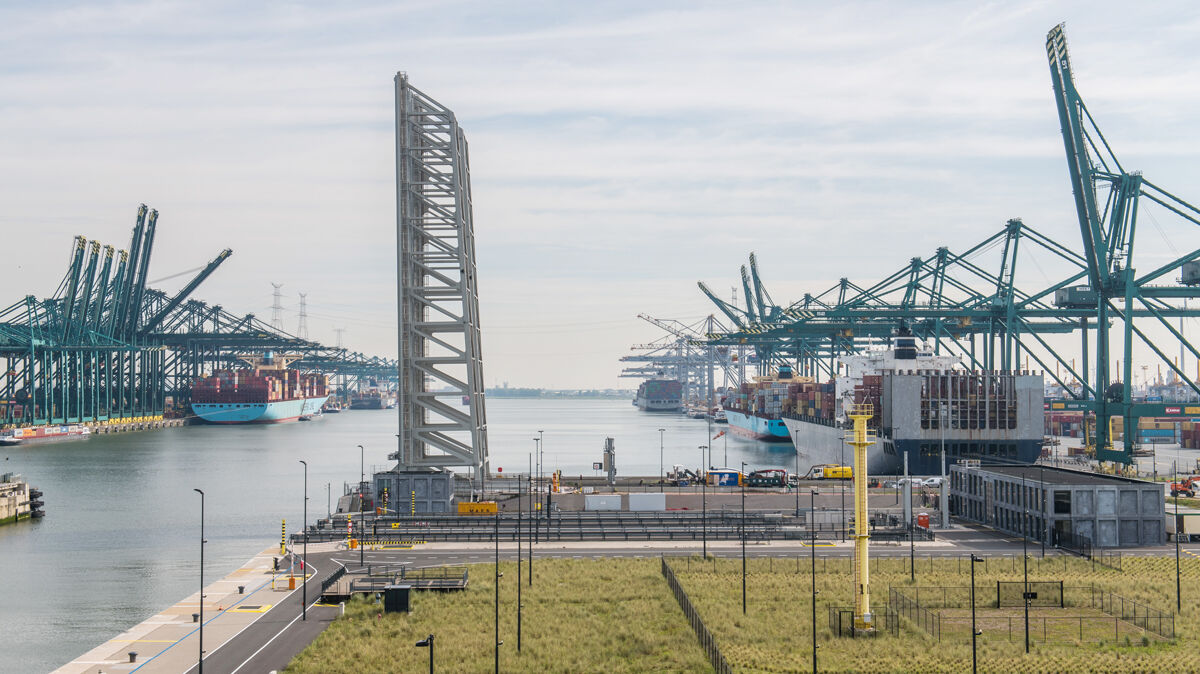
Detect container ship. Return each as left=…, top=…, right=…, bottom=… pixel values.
left=190, top=353, right=329, bottom=424
left=350, top=389, right=395, bottom=410
left=780, top=330, right=1044, bottom=475
left=0, top=424, right=91, bottom=446
left=722, top=366, right=805, bottom=441
left=633, top=379, right=683, bottom=412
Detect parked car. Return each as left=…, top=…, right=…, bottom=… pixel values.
left=922, top=477, right=945, bottom=487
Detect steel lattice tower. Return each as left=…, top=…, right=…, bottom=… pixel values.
left=296, top=293, right=309, bottom=340
left=393, top=72, right=489, bottom=487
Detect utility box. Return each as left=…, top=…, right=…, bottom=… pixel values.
left=628, top=493, right=666, bottom=512
left=1054, top=285, right=1099, bottom=308
left=1183, top=261, right=1200, bottom=286
left=384, top=584, right=412, bottom=613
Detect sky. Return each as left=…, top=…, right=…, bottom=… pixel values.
left=2, top=1, right=1200, bottom=389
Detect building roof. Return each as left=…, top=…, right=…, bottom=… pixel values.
left=954, top=463, right=1155, bottom=487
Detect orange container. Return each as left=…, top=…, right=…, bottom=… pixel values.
left=917, top=513, right=930, bottom=529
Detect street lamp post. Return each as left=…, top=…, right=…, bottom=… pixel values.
left=741, top=461, right=747, bottom=615
left=970, top=554, right=984, bottom=674
left=794, top=444, right=801, bottom=517
left=910, top=507, right=915, bottom=582
left=658, top=428, right=666, bottom=492
left=699, top=445, right=708, bottom=558
left=299, top=460, right=308, bottom=621
left=326, top=481, right=331, bottom=522
left=840, top=436, right=846, bottom=542
left=1040, top=464, right=1046, bottom=558
left=415, top=634, right=435, bottom=673
left=193, top=488, right=205, bottom=674
left=530, top=449, right=536, bottom=545
left=811, top=489, right=819, bottom=674
left=1022, top=473, right=1029, bottom=653
left=1175, top=460, right=1182, bottom=612
left=533, top=437, right=542, bottom=543
left=494, top=513, right=503, bottom=674
left=517, top=474, right=522, bottom=652
left=357, top=444, right=365, bottom=568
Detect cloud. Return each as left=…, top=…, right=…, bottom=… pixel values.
left=2, top=1, right=1200, bottom=388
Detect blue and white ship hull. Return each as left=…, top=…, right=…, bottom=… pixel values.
left=724, top=410, right=792, bottom=442
left=192, top=395, right=330, bottom=424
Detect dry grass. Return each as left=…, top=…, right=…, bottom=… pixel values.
left=674, top=554, right=1193, bottom=673
left=285, top=557, right=710, bottom=673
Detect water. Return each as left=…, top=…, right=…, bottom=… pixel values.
left=0, top=398, right=791, bottom=673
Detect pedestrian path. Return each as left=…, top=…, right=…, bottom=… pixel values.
left=54, top=546, right=307, bottom=674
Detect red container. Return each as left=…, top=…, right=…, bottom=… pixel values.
left=917, top=513, right=930, bottom=529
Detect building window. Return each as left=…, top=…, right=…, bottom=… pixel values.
left=1054, top=490, right=1071, bottom=515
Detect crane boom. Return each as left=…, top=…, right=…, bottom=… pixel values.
left=140, top=249, right=233, bottom=335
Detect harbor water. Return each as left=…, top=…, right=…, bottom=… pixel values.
left=0, top=398, right=793, bottom=674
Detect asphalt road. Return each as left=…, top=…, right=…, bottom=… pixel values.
left=180, top=552, right=341, bottom=674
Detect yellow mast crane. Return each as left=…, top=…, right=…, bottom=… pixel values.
left=848, top=403, right=875, bottom=631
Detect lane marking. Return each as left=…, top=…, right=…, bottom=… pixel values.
left=136, top=555, right=319, bottom=674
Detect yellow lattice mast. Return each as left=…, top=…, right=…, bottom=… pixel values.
left=848, top=403, right=876, bottom=631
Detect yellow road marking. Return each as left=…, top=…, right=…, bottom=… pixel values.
left=800, top=541, right=836, bottom=547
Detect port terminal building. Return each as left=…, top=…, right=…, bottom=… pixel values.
left=949, top=462, right=1164, bottom=548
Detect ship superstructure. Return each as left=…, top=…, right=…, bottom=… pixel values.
left=782, top=332, right=1043, bottom=475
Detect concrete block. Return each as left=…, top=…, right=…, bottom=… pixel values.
left=1118, top=491, right=1138, bottom=517
left=1096, top=490, right=1116, bottom=516
left=585, top=495, right=621, bottom=511
left=628, top=493, right=666, bottom=512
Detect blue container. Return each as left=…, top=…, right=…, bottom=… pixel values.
left=1137, top=429, right=1174, bottom=438
left=707, top=470, right=741, bottom=486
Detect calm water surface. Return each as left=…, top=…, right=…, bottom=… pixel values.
left=0, top=398, right=790, bottom=673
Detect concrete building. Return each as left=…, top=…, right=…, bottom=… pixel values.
left=949, top=461, right=1164, bottom=548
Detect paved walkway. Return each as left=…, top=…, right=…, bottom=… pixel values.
left=54, top=546, right=311, bottom=674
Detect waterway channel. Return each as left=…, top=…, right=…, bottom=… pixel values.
left=0, top=398, right=793, bottom=673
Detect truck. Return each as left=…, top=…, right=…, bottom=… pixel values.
left=746, top=469, right=787, bottom=488
left=805, top=464, right=852, bottom=480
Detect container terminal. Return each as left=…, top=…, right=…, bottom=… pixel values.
left=30, top=22, right=1200, bottom=674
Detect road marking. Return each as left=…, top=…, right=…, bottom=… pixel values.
left=133, top=556, right=315, bottom=674
left=113, top=639, right=180, bottom=643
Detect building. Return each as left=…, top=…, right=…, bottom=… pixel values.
left=949, top=461, right=1164, bottom=548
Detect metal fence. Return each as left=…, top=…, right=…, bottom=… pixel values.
left=1092, top=548, right=1123, bottom=571
left=1088, top=586, right=1174, bottom=639
left=661, top=557, right=732, bottom=674
left=1052, top=529, right=1092, bottom=559
left=890, top=588, right=940, bottom=640
left=320, top=565, right=347, bottom=593
left=890, top=584, right=1173, bottom=644
left=997, top=581, right=1064, bottom=608
left=827, top=605, right=899, bottom=638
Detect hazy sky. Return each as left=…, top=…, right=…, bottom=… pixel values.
left=2, top=1, right=1200, bottom=389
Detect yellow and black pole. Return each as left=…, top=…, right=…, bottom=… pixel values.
left=411, top=490, right=416, bottom=517
left=280, top=519, right=287, bottom=556
left=848, top=403, right=875, bottom=632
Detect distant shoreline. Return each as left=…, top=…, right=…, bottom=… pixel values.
left=486, top=388, right=633, bottom=399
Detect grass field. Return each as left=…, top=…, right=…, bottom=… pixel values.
left=284, top=558, right=710, bottom=673
left=285, top=552, right=1196, bottom=673
left=674, top=553, right=1193, bottom=673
